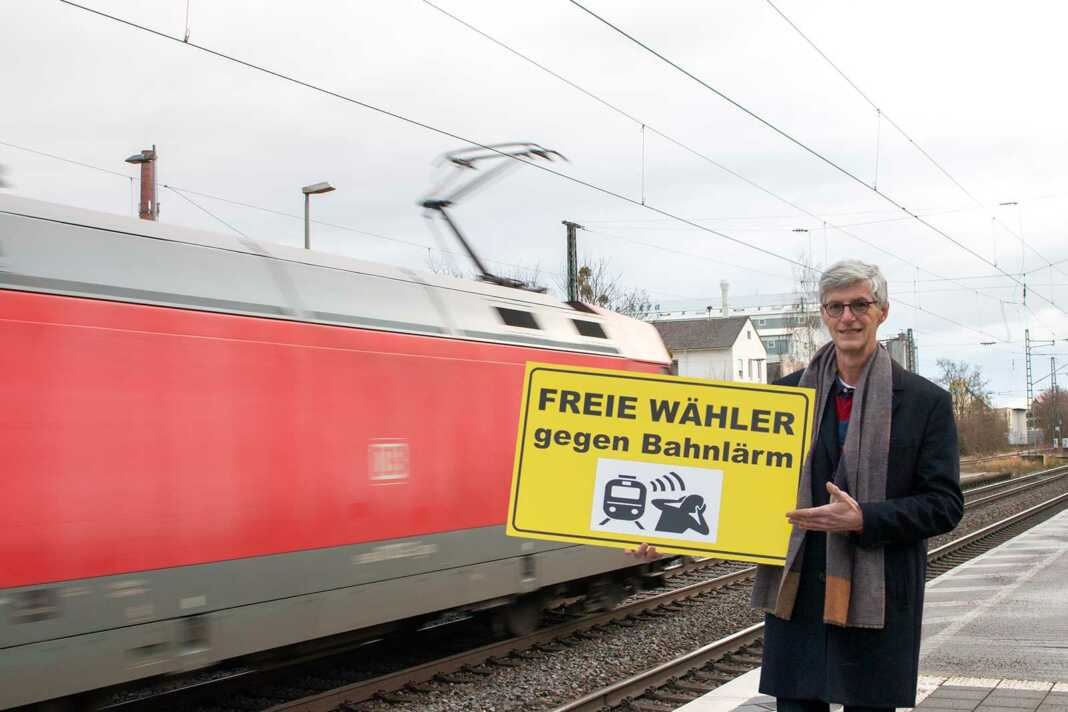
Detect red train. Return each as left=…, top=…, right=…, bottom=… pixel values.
left=0, top=194, right=670, bottom=709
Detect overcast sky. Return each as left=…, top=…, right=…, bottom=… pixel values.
left=3, top=1, right=1067, bottom=405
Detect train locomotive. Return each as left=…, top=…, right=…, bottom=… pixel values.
left=0, top=193, right=670, bottom=709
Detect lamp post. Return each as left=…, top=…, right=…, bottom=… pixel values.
left=302, top=181, right=335, bottom=250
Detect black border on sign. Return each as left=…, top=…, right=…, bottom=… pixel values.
left=511, top=366, right=813, bottom=561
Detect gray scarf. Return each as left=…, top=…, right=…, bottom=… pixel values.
left=751, top=342, right=893, bottom=629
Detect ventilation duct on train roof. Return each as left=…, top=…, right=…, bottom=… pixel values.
left=419, top=143, right=566, bottom=293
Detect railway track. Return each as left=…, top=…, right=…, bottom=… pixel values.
left=256, top=566, right=753, bottom=712
left=96, top=465, right=1068, bottom=712
left=96, top=559, right=741, bottom=712
left=962, top=464, right=1068, bottom=505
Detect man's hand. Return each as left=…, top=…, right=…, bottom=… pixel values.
left=786, top=482, right=864, bottom=533
left=626, top=542, right=662, bottom=561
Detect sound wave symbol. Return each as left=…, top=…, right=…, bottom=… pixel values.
left=650, top=471, right=686, bottom=493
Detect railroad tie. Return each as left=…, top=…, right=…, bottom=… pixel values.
left=692, top=669, right=735, bottom=683
left=715, top=661, right=757, bottom=675
left=375, top=690, right=411, bottom=704
left=631, top=700, right=676, bottom=712
left=733, top=652, right=764, bottom=665
left=650, top=688, right=700, bottom=704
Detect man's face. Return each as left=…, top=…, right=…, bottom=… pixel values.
left=820, top=282, right=889, bottom=357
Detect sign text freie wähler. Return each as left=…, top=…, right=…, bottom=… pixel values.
left=506, top=364, right=814, bottom=565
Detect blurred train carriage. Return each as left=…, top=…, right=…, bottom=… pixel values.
left=0, top=194, right=670, bottom=709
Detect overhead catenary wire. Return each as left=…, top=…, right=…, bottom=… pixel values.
left=165, top=184, right=575, bottom=280
left=3, top=136, right=706, bottom=303
left=55, top=1, right=1025, bottom=346
left=767, top=1, right=1068, bottom=284
left=568, top=0, right=1068, bottom=320
left=49, top=0, right=1046, bottom=320
left=992, top=215, right=1068, bottom=281
left=1032, top=360, right=1068, bottom=386
left=0, top=133, right=570, bottom=279
left=57, top=0, right=812, bottom=275
left=769, top=0, right=1068, bottom=284
left=165, top=185, right=249, bottom=238
left=764, top=0, right=986, bottom=208
left=581, top=226, right=789, bottom=281
left=418, top=1, right=1022, bottom=311
left=0, top=139, right=136, bottom=181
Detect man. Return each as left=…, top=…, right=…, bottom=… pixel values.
left=751, top=259, right=963, bottom=711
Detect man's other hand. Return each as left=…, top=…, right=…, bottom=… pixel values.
left=786, top=482, right=864, bottom=533
left=626, top=542, right=662, bottom=561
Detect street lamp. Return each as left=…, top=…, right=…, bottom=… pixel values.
left=302, top=181, right=335, bottom=250
left=792, top=227, right=815, bottom=285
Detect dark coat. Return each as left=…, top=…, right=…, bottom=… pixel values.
left=759, top=361, right=964, bottom=707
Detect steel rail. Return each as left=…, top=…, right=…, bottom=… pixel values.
left=963, top=464, right=1068, bottom=503
left=263, top=568, right=755, bottom=712
left=550, top=623, right=764, bottom=712
left=960, top=448, right=1053, bottom=466
left=929, top=489, right=1068, bottom=563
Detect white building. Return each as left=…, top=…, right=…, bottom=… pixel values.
left=652, top=315, right=768, bottom=383
left=654, top=291, right=824, bottom=381
left=1000, top=407, right=1028, bottom=446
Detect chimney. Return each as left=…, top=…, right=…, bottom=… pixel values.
left=125, top=145, right=158, bottom=221
left=720, top=280, right=730, bottom=317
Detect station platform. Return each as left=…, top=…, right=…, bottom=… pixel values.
left=677, top=509, right=1068, bottom=712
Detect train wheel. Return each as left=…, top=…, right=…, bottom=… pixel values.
left=499, top=594, right=542, bottom=637
left=587, top=577, right=627, bottom=611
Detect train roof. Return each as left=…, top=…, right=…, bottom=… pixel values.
left=0, top=193, right=669, bottom=363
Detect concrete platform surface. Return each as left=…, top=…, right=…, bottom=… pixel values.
left=920, top=509, right=1068, bottom=680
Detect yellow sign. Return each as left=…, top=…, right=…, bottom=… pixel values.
left=506, top=363, right=815, bottom=565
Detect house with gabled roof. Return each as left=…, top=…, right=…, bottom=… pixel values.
left=652, top=315, right=768, bottom=383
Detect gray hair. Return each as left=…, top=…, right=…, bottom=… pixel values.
left=819, top=260, right=888, bottom=307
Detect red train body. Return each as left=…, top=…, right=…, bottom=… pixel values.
left=0, top=195, right=669, bottom=708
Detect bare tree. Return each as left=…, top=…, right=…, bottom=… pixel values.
left=503, top=263, right=546, bottom=292
left=612, top=286, right=654, bottom=320
left=558, top=257, right=653, bottom=320
left=425, top=251, right=468, bottom=279
left=936, top=359, right=1008, bottom=454
left=428, top=250, right=649, bottom=318
left=426, top=251, right=550, bottom=295
left=782, top=250, right=826, bottom=372
left=1032, top=387, right=1068, bottom=445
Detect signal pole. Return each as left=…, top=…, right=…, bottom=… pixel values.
left=1052, top=355, right=1061, bottom=449
left=1025, top=328, right=1035, bottom=434
left=906, top=328, right=917, bottom=372
left=563, top=220, right=582, bottom=302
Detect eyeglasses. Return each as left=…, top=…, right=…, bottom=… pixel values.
left=821, top=300, right=878, bottom=318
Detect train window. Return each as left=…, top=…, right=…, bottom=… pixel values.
left=572, top=319, right=607, bottom=338
left=496, top=307, right=540, bottom=329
